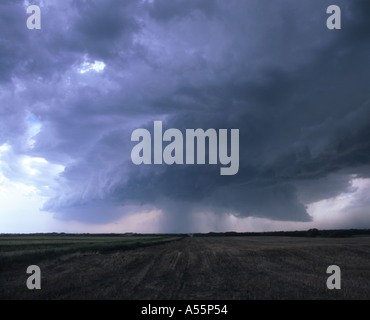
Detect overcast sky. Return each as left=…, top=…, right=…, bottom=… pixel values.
left=1, top=0, right=370, bottom=233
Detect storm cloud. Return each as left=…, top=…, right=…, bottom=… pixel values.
left=1, top=0, right=370, bottom=232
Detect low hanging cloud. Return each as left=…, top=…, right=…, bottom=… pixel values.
left=1, top=0, right=370, bottom=232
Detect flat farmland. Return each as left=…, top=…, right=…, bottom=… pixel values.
left=1, top=236, right=370, bottom=300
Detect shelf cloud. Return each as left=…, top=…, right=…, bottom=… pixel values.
left=1, top=0, right=370, bottom=232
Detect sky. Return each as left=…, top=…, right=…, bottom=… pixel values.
left=1, top=0, right=370, bottom=233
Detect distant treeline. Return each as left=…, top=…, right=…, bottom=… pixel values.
left=192, top=229, right=370, bottom=238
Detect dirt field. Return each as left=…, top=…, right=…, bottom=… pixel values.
left=1, top=236, right=370, bottom=300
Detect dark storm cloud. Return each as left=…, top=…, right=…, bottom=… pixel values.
left=71, top=0, right=140, bottom=60
left=147, top=0, right=219, bottom=22
left=0, top=1, right=31, bottom=83
left=2, top=0, right=370, bottom=230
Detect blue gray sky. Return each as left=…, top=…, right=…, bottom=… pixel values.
left=1, top=0, right=370, bottom=233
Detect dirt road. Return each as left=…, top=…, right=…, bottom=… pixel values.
left=1, top=236, right=370, bottom=299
